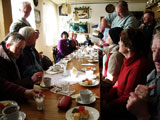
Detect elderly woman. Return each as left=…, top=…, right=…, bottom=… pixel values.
left=58, top=31, right=72, bottom=57
left=17, top=27, right=43, bottom=85
left=102, top=27, right=124, bottom=87
left=102, top=28, right=150, bottom=119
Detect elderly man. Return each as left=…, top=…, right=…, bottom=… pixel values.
left=0, top=32, right=43, bottom=102
left=10, top=1, right=32, bottom=32
left=99, top=0, right=138, bottom=32
left=17, top=27, right=43, bottom=79
left=127, top=33, right=160, bottom=120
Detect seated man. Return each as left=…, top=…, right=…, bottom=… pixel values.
left=0, top=32, right=43, bottom=102
left=81, top=34, right=93, bottom=46
left=127, top=32, right=160, bottom=120
left=18, top=27, right=44, bottom=79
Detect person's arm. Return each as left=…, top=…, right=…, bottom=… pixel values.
left=110, top=62, right=148, bottom=105
left=106, top=53, right=124, bottom=84
left=0, top=78, right=27, bottom=102
left=99, top=18, right=110, bottom=33
left=127, top=92, right=151, bottom=120
left=58, top=40, right=66, bottom=57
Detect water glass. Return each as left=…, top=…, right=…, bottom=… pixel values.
left=34, top=95, right=45, bottom=111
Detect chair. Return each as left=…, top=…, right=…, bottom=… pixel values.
left=52, top=46, right=63, bottom=64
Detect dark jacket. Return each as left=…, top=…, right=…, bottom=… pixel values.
left=10, top=18, right=31, bottom=32
left=0, top=42, right=28, bottom=102
left=81, top=40, right=93, bottom=46
left=17, top=46, right=43, bottom=78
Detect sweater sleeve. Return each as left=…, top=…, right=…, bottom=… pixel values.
left=58, top=40, right=66, bottom=57
left=107, top=53, right=123, bottom=82
left=0, top=78, right=27, bottom=102
left=110, top=64, right=148, bottom=106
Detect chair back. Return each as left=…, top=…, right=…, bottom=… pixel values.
left=52, top=46, right=62, bottom=63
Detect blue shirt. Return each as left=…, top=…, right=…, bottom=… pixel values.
left=105, top=12, right=139, bottom=29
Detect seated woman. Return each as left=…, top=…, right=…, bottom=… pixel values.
left=102, top=27, right=124, bottom=89
left=72, top=33, right=80, bottom=48
left=102, top=28, right=150, bottom=119
left=68, top=31, right=78, bottom=52
left=58, top=31, right=72, bottom=57
left=81, top=34, right=93, bottom=46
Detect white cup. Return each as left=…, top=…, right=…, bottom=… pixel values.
left=34, top=95, right=44, bottom=111
left=43, top=77, right=51, bottom=87
left=80, top=89, right=92, bottom=103
left=1, top=105, right=20, bottom=120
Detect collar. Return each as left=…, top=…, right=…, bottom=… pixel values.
left=123, top=52, right=140, bottom=66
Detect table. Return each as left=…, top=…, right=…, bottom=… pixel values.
left=20, top=57, right=100, bottom=120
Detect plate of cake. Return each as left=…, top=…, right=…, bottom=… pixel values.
left=79, top=78, right=99, bottom=87
left=66, top=106, right=99, bottom=120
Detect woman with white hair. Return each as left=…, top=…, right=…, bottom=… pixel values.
left=17, top=27, right=43, bottom=83
left=10, top=1, right=32, bottom=32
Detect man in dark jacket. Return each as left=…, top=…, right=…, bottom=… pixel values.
left=0, top=32, right=43, bottom=102
left=17, top=27, right=44, bottom=80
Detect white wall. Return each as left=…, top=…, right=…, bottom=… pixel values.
left=58, top=3, right=146, bottom=43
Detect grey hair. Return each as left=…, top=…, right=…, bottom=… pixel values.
left=19, top=27, right=35, bottom=40
left=152, top=32, right=160, bottom=46
left=4, top=32, right=25, bottom=45
left=19, top=1, right=31, bottom=10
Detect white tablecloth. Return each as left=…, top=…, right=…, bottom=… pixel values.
left=44, top=70, right=86, bottom=87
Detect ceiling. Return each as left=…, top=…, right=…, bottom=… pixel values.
left=51, top=0, right=148, bottom=5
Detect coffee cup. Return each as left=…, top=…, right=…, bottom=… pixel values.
left=43, top=77, right=51, bottom=87
left=80, top=89, right=92, bottom=103
left=1, top=105, right=20, bottom=120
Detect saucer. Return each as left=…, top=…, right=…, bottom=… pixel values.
left=0, top=111, right=26, bottom=120
left=40, top=82, right=54, bottom=88
left=76, top=95, right=96, bottom=104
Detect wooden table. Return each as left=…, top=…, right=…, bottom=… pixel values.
left=20, top=57, right=100, bottom=120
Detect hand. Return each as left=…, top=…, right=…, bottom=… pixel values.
left=31, top=72, right=44, bottom=84
left=135, top=84, right=155, bottom=99
left=24, top=89, right=43, bottom=99
left=127, top=92, right=151, bottom=120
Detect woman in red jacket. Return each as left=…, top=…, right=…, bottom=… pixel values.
left=102, top=28, right=151, bottom=119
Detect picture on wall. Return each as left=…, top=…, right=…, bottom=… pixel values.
left=75, top=8, right=89, bottom=19
left=34, top=9, right=41, bottom=24
left=59, top=5, right=68, bottom=16
left=69, top=22, right=89, bottom=33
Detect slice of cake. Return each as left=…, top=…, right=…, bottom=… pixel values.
left=80, top=110, right=89, bottom=120
left=72, top=113, right=80, bottom=120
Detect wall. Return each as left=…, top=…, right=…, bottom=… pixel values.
left=27, top=0, right=58, bottom=61
left=58, top=2, right=146, bottom=43
left=0, top=0, right=5, bottom=41
left=0, top=0, right=12, bottom=41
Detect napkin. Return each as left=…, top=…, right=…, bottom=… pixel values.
left=71, top=93, right=100, bottom=99
left=50, top=87, right=75, bottom=96
left=81, top=63, right=95, bottom=66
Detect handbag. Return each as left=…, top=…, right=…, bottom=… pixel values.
left=57, top=96, right=72, bottom=110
